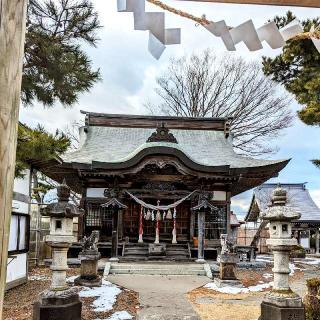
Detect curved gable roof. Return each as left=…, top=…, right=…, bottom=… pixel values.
left=62, top=126, right=288, bottom=170
left=246, top=183, right=320, bottom=222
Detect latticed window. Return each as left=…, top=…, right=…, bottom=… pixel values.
left=86, top=203, right=102, bottom=227
left=86, top=203, right=114, bottom=225
left=205, top=206, right=227, bottom=239
left=194, top=206, right=227, bottom=239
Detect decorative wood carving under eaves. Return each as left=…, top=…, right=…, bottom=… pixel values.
left=147, top=123, right=178, bottom=144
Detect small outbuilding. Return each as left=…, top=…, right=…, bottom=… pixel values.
left=244, top=183, right=320, bottom=254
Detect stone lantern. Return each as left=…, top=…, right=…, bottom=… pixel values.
left=33, top=180, right=83, bottom=320
left=260, top=185, right=305, bottom=320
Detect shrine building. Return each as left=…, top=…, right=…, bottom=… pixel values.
left=35, top=111, right=289, bottom=260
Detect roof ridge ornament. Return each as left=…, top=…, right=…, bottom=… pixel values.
left=147, top=122, right=178, bottom=144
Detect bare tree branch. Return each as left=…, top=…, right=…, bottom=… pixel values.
left=146, top=50, right=293, bottom=156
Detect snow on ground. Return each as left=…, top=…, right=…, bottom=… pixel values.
left=66, top=275, right=78, bottom=283
left=204, top=282, right=273, bottom=294
left=104, top=311, right=133, bottom=320
left=289, top=262, right=303, bottom=275
left=262, top=273, right=273, bottom=279
left=296, top=257, right=320, bottom=265
left=79, top=280, right=122, bottom=312
left=28, top=275, right=51, bottom=281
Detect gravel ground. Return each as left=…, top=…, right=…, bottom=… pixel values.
left=3, top=267, right=138, bottom=320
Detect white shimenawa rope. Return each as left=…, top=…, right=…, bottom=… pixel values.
left=125, top=190, right=197, bottom=211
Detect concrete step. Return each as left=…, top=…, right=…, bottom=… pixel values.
left=124, top=250, right=148, bottom=255
left=109, top=269, right=207, bottom=275
left=112, top=263, right=204, bottom=270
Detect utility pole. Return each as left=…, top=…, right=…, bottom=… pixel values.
left=178, top=0, right=320, bottom=8
left=0, top=0, right=28, bottom=318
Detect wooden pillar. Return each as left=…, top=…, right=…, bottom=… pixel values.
left=138, top=206, right=143, bottom=243
left=118, top=209, right=123, bottom=240
left=110, top=209, right=119, bottom=261
left=226, top=191, right=232, bottom=237
left=190, top=211, right=195, bottom=241
left=0, top=0, right=28, bottom=317
left=315, top=228, right=320, bottom=255
left=196, top=210, right=205, bottom=263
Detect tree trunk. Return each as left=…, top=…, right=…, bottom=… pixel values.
left=0, top=0, right=27, bottom=317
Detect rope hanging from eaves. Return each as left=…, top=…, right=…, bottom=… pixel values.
left=125, top=190, right=197, bottom=211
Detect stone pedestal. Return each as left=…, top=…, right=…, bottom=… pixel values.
left=33, top=288, right=81, bottom=320
left=260, top=301, right=305, bottom=320
left=75, top=250, right=101, bottom=287
left=215, top=253, right=242, bottom=287
left=149, top=243, right=166, bottom=256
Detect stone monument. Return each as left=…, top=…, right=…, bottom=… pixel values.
left=75, top=230, right=101, bottom=287
left=260, top=185, right=305, bottom=320
left=33, top=180, right=83, bottom=320
left=214, top=234, right=242, bottom=287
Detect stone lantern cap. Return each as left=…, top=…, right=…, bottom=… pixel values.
left=41, top=180, right=84, bottom=218
left=260, top=185, right=301, bottom=222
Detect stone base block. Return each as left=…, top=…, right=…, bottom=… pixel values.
left=214, top=278, right=243, bottom=288
left=109, top=257, right=119, bottom=262
left=33, top=288, right=81, bottom=320
left=195, top=259, right=206, bottom=264
left=74, top=276, right=101, bottom=287
left=260, top=301, right=305, bottom=320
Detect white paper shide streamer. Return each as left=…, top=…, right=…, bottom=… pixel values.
left=205, top=18, right=307, bottom=52
left=117, top=0, right=181, bottom=59
left=118, top=0, right=319, bottom=58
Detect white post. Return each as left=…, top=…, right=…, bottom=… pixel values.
left=172, top=218, right=177, bottom=244
left=155, top=220, right=160, bottom=244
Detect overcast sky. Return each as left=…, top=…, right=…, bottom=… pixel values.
left=19, top=0, right=320, bottom=219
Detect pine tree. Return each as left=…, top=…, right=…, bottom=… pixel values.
left=16, top=124, right=70, bottom=178
left=262, top=11, right=320, bottom=126
left=23, top=0, right=101, bottom=106
left=16, top=0, right=101, bottom=179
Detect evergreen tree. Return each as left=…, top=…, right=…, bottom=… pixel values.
left=16, top=0, right=100, bottom=180
left=262, top=11, right=320, bottom=126
left=16, top=124, right=70, bottom=178
left=23, top=0, right=101, bottom=106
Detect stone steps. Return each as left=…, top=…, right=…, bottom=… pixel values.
left=108, top=263, right=207, bottom=276
left=122, top=243, right=191, bottom=261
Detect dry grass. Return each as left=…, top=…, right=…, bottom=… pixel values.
left=3, top=267, right=138, bottom=320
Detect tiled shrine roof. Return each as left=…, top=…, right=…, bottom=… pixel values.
left=62, top=112, right=288, bottom=170
left=246, top=183, right=320, bottom=223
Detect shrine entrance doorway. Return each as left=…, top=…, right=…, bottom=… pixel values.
left=123, top=201, right=191, bottom=243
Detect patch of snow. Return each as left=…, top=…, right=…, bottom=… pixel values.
left=204, top=282, right=273, bottom=294
left=262, top=273, right=273, bottom=279
left=289, top=263, right=302, bottom=275
left=298, top=258, right=320, bottom=265
left=66, top=275, right=78, bottom=283
left=105, top=311, right=133, bottom=320
left=79, top=280, right=121, bottom=312
left=256, top=256, right=273, bottom=263
left=28, top=275, right=50, bottom=281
